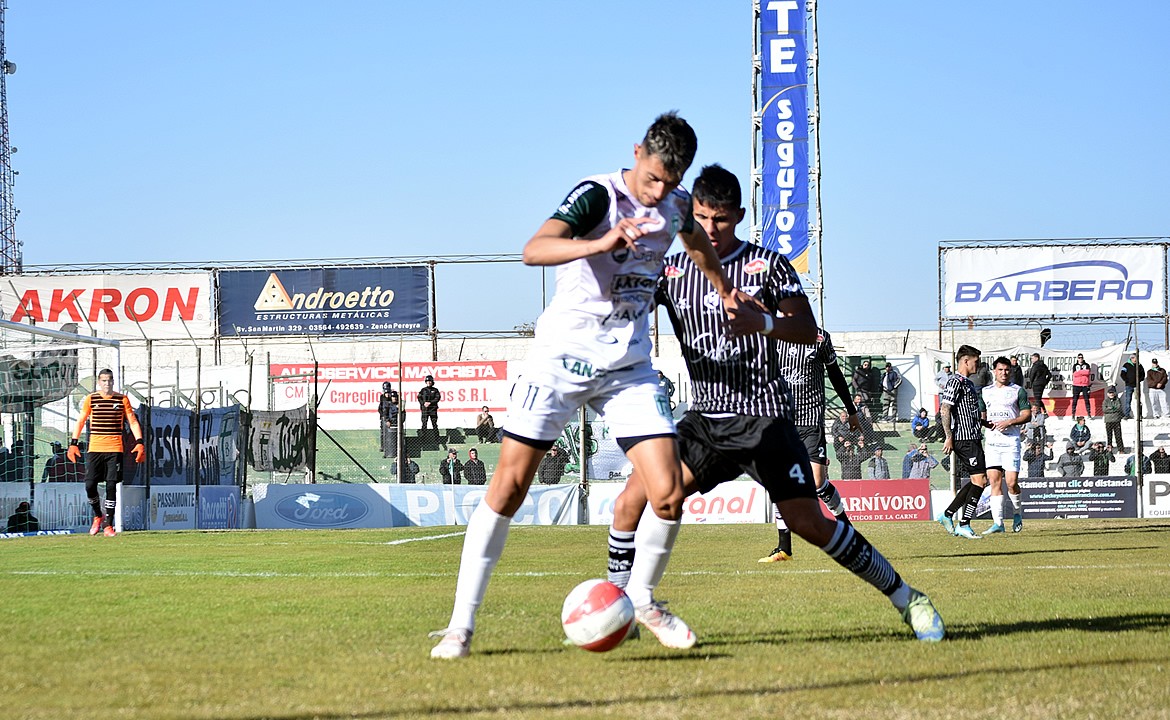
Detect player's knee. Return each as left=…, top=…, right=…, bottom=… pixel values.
left=646, top=483, right=684, bottom=521
left=612, top=489, right=645, bottom=531
left=788, top=512, right=834, bottom=546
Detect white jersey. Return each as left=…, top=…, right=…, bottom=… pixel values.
left=530, top=170, right=693, bottom=372
left=981, top=382, right=1029, bottom=447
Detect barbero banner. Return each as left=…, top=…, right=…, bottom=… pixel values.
left=244, top=406, right=314, bottom=473
left=1, top=273, right=215, bottom=338
left=757, top=0, right=810, bottom=272
left=270, top=361, right=512, bottom=429
left=218, top=266, right=429, bottom=337
left=942, top=245, right=1165, bottom=319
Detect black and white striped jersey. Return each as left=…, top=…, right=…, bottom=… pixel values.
left=940, top=373, right=985, bottom=441
left=778, top=329, right=835, bottom=427
left=657, top=241, right=806, bottom=418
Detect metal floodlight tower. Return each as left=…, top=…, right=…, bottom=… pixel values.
left=0, top=0, right=20, bottom=275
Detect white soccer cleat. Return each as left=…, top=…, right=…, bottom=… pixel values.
left=634, top=601, right=697, bottom=649
left=429, top=628, right=472, bottom=659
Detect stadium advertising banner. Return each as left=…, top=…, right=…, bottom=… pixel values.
left=145, top=406, right=194, bottom=485
left=271, top=361, right=512, bottom=430
left=30, top=482, right=91, bottom=532
left=149, top=486, right=197, bottom=529
left=1145, top=475, right=1170, bottom=518
left=759, top=0, right=810, bottom=271
left=835, top=479, right=933, bottom=522
left=120, top=485, right=147, bottom=531
left=244, top=406, right=314, bottom=473
left=587, top=481, right=769, bottom=526
left=942, top=245, right=1166, bottom=319
left=0, top=273, right=214, bottom=339
left=198, top=486, right=242, bottom=529
left=198, top=407, right=240, bottom=486
left=218, top=267, right=428, bottom=337
left=1019, top=475, right=1138, bottom=519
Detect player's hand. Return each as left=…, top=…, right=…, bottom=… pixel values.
left=723, top=289, right=766, bottom=337
left=67, top=445, right=81, bottom=463
left=133, top=443, right=146, bottom=463
left=848, top=413, right=861, bottom=431
left=596, top=217, right=656, bottom=255
left=942, top=438, right=953, bottom=455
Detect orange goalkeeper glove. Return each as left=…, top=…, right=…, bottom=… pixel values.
left=132, top=440, right=146, bottom=464
left=67, top=441, right=81, bottom=463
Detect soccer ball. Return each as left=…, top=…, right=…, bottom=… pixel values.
left=561, top=579, right=636, bottom=652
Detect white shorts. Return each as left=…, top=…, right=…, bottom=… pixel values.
left=985, top=441, right=1022, bottom=474
left=502, top=357, right=675, bottom=443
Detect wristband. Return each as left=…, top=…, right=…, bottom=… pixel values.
left=760, top=313, right=774, bottom=335
left=69, top=438, right=79, bottom=447
left=134, top=438, right=144, bottom=447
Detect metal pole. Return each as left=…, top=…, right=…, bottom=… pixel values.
left=1133, top=321, right=1145, bottom=516
left=194, top=346, right=202, bottom=488
left=145, top=339, right=152, bottom=495
left=311, top=360, right=319, bottom=483
left=429, top=260, right=438, bottom=361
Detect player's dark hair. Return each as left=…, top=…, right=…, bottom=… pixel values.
left=993, top=356, right=1011, bottom=369
left=642, top=111, right=697, bottom=177
left=98, top=368, right=114, bottom=380
left=692, top=164, right=741, bottom=210
left=956, top=345, right=980, bottom=362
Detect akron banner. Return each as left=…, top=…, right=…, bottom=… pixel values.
left=0, top=273, right=215, bottom=339
left=218, top=267, right=429, bottom=337
left=942, top=245, right=1166, bottom=319
left=758, top=0, right=810, bottom=272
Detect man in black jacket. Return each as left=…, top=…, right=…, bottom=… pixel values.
left=377, top=383, right=401, bottom=458
left=439, top=449, right=462, bottom=484
left=464, top=448, right=487, bottom=485
left=1119, top=354, right=1144, bottom=420
left=1024, top=353, right=1051, bottom=404
left=418, top=375, right=441, bottom=432
left=6, top=501, right=39, bottom=533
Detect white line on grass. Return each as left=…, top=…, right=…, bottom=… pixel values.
left=383, top=531, right=465, bottom=546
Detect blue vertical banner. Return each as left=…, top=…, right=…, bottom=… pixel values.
left=759, top=1, right=810, bottom=272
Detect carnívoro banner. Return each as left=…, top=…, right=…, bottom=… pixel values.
left=942, top=245, right=1165, bottom=319
left=218, top=267, right=428, bottom=337
left=1, top=273, right=214, bottom=339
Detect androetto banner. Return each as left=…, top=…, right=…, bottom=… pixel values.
left=942, top=245, right=1165, bottom=319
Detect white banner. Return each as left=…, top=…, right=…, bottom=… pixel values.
left=1145, top=475, right=1170, bottom=518
left=1, top=273, right=215, bottom=339
left=31, top=483, right=92, bottom=532
left=587, top=480, right=769, bottom=526
left=149, top=486, right=197, bottom=530
left=942, top=245, right=1165, bottom=319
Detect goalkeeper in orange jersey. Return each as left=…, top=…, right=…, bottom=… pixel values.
left=68, top=368, right=145, bottom=536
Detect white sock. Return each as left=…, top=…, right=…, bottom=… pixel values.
left=625, top=507, right=681, bottom=608
left=1008, top=491, right=1022, bottom=514
left=448, top=501, right=511, bottom=633
left=991, top=494, right=1004, bottom=526
left=775, top=511, right=788, bottom=531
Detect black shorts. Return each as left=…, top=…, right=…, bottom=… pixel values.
left=677, top=413, right=816, bottom=503
left=796, top=425, right=828, bottom=465
left=952, top=439, right=987, bottom=476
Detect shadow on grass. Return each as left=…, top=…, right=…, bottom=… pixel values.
left=230, top=651, right=1170, bottom=720
left=945, top=611, right=1170, bottom=639
left=904, top=544, right=1163, bottom=561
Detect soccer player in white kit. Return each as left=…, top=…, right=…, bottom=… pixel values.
left=430, top=113, right=748, bottom=659
left=980, top=356, right=1032, bottom=534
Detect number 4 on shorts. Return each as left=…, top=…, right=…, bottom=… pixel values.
left=789, top=464, right=807, bottom=484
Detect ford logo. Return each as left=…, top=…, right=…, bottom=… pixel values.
left=274, top=491, right=369, bottom=527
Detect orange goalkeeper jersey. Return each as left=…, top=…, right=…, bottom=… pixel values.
left=73, top=392, right=143, bottom=453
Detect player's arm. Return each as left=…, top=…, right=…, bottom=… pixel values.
left=67, top=396, right=93, bottom=462
left=523, top=181, right=650, bottom=267
left=826, top=361, right=859, bottom=418
left=938, top=399, right=955, bottom=455
left=122, top=396, right=146, bottom=463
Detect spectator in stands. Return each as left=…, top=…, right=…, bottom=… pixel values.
left=439, top=449, right=463, bottom=484
left=1023, top=440, right=1053, bottom=478
left=901, top=443, right=917, bottom=479
left=1025, top=353, right=1051, bottom=404
left=851, top=394, right=874, bottom=433
left=1069, top=417, right=1091, bottom=450
left=1119, top=354, right=1143, bottom=420
left=1103, top=387, right=1126, bottom=452
left=880, top=363, right=902, bottom=421
left=1024, top=403, right=1047, bottom=447
left=1070, top=354, right=1093, bottom=417
left=866, top=447, right=891, bottom=479
left=0, top=439, right=25, bottom=482
left=378, top=383, right=401, bottom=458
left=418, top=375, right=441, bottom=432
left=1009, top=356, right=1026, bottom=388
left=970, top=360, right=992, bottom=390
left=1151, top=446, right=1170, bottom=474
left=907, top=445, right=938, bottom=479
left=537, top=445, right=568, bottom=485
left=1057, top=444, right=1084, bottom=478
left=393, top=458, right=420, bottom=484
left=475, top=406, right=497, bottom=444
left=5, top=500, right=38, bottom=533
left=42, top=441, right=85, bottom=482
left=911, top=408, right=932, bottom=440
left=656, top=370, right=677, bottom=410
left=1087, top=441, right=1115, bottom=476
left=1146, top=359, right=1167, bottom=419
left=851, top=359, right=878, bottom=410
left=831, top=409, right=858, bottom=457
left=838, top=441, right=862, bottom=480
left=463, top=448, right=487, bottom=485
left=934, top=363, right=954, bottom=392
left=1124, top=452, right=1152, bottom=477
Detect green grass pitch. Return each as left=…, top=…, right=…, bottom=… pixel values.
left=3, top=519, right=1169, bottom=719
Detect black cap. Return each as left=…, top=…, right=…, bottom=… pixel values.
left=425, top=375, right=434, bottom=382
left=382, top=381, right=391, bottom=391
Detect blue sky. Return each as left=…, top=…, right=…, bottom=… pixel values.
left=7, top=2, right=1169, bottom=335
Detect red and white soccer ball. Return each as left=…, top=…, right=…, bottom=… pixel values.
left=561, top=579, right=636, bottom=652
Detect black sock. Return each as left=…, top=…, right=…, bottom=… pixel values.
left=89, top=498, right=102, bottom=519
left=945, top=482, right=976, bottom=518
left=961, top=485, right=983, bottom=526
left=777, top=528, right=792, bottom=556
left=103, top=500, right=116, bottom=527
left=822, top=522, right=901, bottom=595
left=607, top=529, right=635, bottom=589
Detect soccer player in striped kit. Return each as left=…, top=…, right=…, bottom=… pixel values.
left=759, top=327, right=859, bottom=562
left=936, top=345, right=989, bottom=539
left=607, top=165, right=945, bottom=642
left=67, top=369, right=145, bottom=536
